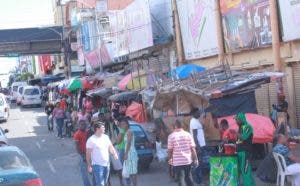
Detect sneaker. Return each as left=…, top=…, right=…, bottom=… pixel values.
left=57, top=137, right=61, bottom=139
left=61, top=137, right=64, bottom=139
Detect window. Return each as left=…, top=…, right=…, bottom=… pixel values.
left=18, top=87, right=23, bottom=94
left=24, top=88, right=39, bottom=96
left=0, top=97, right=4, bottom=106
left=0, top=151, right=30, bottom=170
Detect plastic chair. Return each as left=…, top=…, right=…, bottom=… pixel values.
left=272, top=152, right=295, bottom=186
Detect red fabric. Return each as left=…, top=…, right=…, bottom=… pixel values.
left=60, top=100, right=67, bottom=110
left=218, top=113, right=275, bottom=144
left=125, top=101, right=147, bottom=123
left=222, top=129, right=236, bottom=141
left=39, top=55, right=52, bottom=73
left=73, top=130, right=87, bottom=154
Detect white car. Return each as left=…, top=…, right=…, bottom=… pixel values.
left=11, top=81, right=27, bottom=102
left=21, top=86, right=42, bottom=107
left=0, top=126, right=9, bottom=144
left=0, top=93, right=9, bottom=122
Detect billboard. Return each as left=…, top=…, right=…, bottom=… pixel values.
left=176, top=0, right=218, bottom=60
left=278, top=0, right=300, bottom=42
left=220, top=0, right=272, bottom=52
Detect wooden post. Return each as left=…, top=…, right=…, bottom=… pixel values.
left=214, top=0, right=225, bottom=64
left=286, top=66, right=297, bottom=128
left=269, top=0, right=283, bottom=96
left=172, top=0, right=185, bottom=66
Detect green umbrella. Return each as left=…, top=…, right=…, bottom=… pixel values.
left=67, top=78, right=82, bottom=91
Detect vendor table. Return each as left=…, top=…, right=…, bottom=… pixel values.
left=210, top=154, right=239, bottom=186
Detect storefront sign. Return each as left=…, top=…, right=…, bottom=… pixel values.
left=81, top=22, right=91, bottom=52
left=220, top=0, right=272, bottom=52
left=176, top=0, right=218, bottom=60
left=278, top=0, right=300, bottom=41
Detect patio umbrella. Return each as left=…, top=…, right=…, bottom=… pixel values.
left=153, top=85, right=209, bottom=115
left=87, top=88, right=113, bottom=98
left=58, top=79, right=70, bottom=91
left=172, top=64, right=206, bottom=79
left=218, top=113, right=275, bottom=144
left=81, top=77, right=95, bottom=90
left=67, top=78, right=82, bottom=91
left=118, top=71, right=155, bottom=90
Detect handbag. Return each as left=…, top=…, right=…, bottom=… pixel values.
left=122, top=161, right=130, bottom=178
left=110, top=154, right=122, bottom=171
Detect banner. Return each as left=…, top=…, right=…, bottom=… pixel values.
left=39, top=55, right=52, bottom=73
left=176, top=0, right=218, bottom=60
left=220, top=0, right=272, bottom=52
left=81, top=22, right=91, bottom=52
left=278, top=0, right=300, bottom=41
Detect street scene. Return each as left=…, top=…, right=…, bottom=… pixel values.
left=1, top=0, right=300, bottom=186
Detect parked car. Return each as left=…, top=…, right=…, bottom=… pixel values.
left=129, top=121, right=154, bottom=169
left=0, top=145, right=42, bottom=186
left=0, top=127, right=9, bottom=145
left=0, top=93, right=9, bottom=122
left=11, top=82, right=27, bottom=102
left=21, top=86, right=42, bottom=107
left=16, top=86, right=24, bottom=105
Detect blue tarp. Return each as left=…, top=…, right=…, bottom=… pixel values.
left=171, top=64, right=206, bottom=79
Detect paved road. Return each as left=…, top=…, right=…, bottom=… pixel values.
left=1, top=105, right=176, bottom=186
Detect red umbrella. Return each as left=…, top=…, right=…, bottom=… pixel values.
left=81, top=77, right=97, bottom=90
left=218, top=113, right=275, bottom=144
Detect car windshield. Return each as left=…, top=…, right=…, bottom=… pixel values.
left=0, top=97, right=4, bottom=106
left=13, top=86, right=18, bottom=92
left=18, top=87, right=23, bottom=94
left=24, top=88, right=39, bottom=96
left=0, top=151, right=31, bottom=171
left=130, top=125, right=146, bottom=138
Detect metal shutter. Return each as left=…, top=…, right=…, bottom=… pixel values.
left=255, top=84, right=270, bottom=116
left=293, top=64, right=300, bottom=127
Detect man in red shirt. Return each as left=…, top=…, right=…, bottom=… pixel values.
left=74, top=121, right=91, bottom=186
left=220, top=119, right=236, bottom=154
left=168, top=120, right=198, bottom=186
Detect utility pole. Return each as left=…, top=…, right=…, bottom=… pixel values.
left=269, top=0, right=283, bottom=96
left=214, top=0, right=225, bottom=65
left=172, top=0, right=185, bottom=66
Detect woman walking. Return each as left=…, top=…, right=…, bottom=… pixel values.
left=120, top=119, right=138, bottom=186
left=53, top=102, right=65, bottom=139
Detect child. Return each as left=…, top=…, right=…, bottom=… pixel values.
left=220, top=119, right=236, bottom=154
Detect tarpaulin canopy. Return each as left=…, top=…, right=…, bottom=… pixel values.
left=108, top=91, right=141, bottom=103
left=118, top=71, right=155, bottom=90
left=87, top=88, right=113, bottom=98
left=218, top=113, right=275, bottom=144
left=67, top=78, right=82, bottom=91
left=171, top=64, right=206, bottom=79
left=125, top=101, right=147, bottom=123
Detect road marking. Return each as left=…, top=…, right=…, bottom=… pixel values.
left=47, top=160, right=56, bottom=173
left=35, top=142, right=41, bottom=149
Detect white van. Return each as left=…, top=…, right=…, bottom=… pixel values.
left=16, top=86, right=24, bottom=105
left=11, top=82, right=27, bottom=101
left=21, top=86, right=42, bottom=107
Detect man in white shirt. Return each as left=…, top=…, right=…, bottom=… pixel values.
left=86, top=122, right=118, bottom=186
left=189, top=108, right=206, bottom=185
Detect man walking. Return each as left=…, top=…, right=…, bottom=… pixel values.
left=273, top=134, right=300, bottom=186
left=230, top=113, right=256, bottom=186
left=189, top=108, right=206, bottom=185
left=86, top=122, right=119, bottom=186
left=74, top=121, right=91, bottom=186
left=168, top=120, right=199, bottom=186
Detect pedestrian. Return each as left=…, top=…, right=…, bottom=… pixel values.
left=86, top=122, right=119, bottom=186
left=74, top=121, right=91, bottom=186
left=273, top=134, right=300, bottom=186
left=53, top=102, right=65, bottom=139
left=189, top=108, right=206, bottom=185
left=44, top=101, right=54, bottom=131
left=65, top=108, right=73, bottom=137
left=78, top=108, right=89, bottom=122
left=168, top=120, right=199, bottom=186
left=84, top=96, right=93, bottom=115
left=229, top=113, right=256, bottom=186
left=119, top=118, right=138, bottom=186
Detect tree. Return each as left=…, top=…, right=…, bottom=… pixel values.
left=21, top=72, right=34, bottom=81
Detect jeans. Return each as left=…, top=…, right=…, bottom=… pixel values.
left=192, top=146, right=208, bottom=184
left=174, top=164, right=193, bottom=186
left=56, top=118, right=64, bottom=138
left=92, top=165, right=110, bottom=186
left=80, top=155, right=91, bottom=186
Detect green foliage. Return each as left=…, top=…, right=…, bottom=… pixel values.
left=20, top=72, right=34, bottom=81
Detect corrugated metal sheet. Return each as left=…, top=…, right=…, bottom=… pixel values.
left=293, top=65, right=300, bottom=126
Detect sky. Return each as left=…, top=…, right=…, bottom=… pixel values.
left=0, top=0, right=55, bottom=80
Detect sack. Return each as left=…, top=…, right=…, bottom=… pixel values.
left=111, top=154, right=122, bottom=171
left=156, top=141, right=168, bottom=162
left=122, top=161, right=130, bottom=178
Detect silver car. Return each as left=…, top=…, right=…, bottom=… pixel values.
left=0, top=93, right=9, bottom=122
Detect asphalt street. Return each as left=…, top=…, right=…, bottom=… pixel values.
left=1, top=105, right=177, bottom=186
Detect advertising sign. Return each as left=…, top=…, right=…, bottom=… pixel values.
left=220, top=0, right=272, bottom=52
left=176, top=0, right=218, bottom=60
left=210, top=156, right=238, bottom=186
left=82, top=22, right=91, bottom=52
left=278, top=0, right=300, bottom=41
left=39, top=55, right=52, bottom=73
